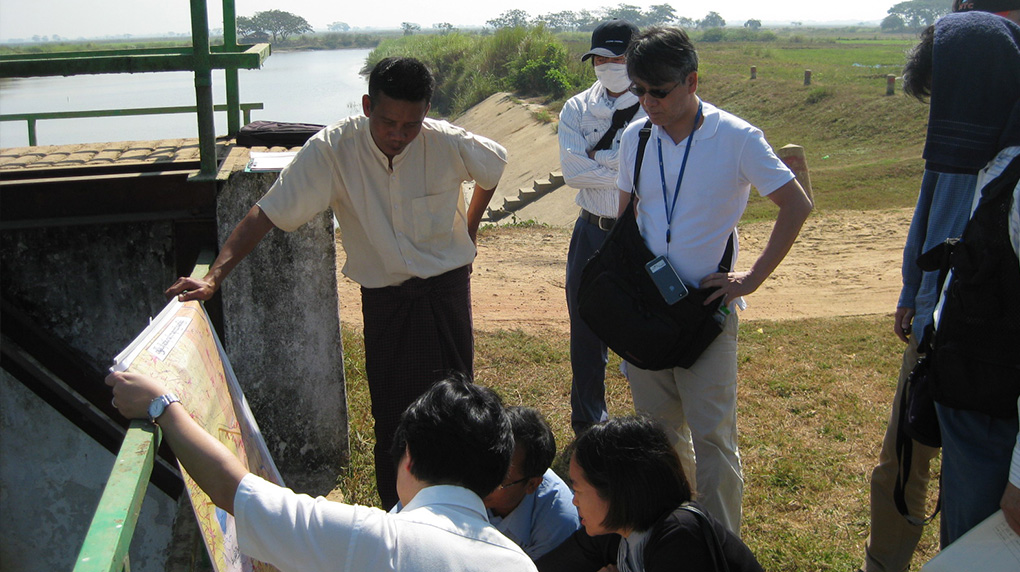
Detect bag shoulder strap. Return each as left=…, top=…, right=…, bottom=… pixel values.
left=677, top=503, right=731, bottom=572
left=619, top=119, right=653, bottom=219
left=591, top=102, right=641, bottom=152
left=633, top=119, right=653, bottom=189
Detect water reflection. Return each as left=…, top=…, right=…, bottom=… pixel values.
left=0, top=48, right=372, bottom=148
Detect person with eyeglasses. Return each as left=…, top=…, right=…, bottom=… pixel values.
left=482, top=407, right=580, bottom=560
left=559, top=19, right=646, bottom=438
left=615, top=27, right=813, bottom=536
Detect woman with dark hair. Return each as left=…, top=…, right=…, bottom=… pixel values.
left=536, top=416, right=762, bottom=571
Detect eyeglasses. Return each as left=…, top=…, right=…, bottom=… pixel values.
left=499, top=476, right=533, bottom=489
left=628, top=80, right=684, bottom=99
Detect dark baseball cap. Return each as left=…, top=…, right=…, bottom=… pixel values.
left=581, top=20, right=639, bottom=62
left=953, top=0, right=1020, bottom=12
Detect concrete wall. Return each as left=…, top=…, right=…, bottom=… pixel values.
left=214, top=170, right=348, bottom=495
left=0, top=168, right=349, bottom=568
left=0, top=219, right=180, bottom=571
left=1, top=372, right=177, bottom=571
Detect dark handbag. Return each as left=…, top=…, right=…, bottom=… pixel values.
left=893, top=353, right=941, bottom=525
left=901, top=354, right=941, bottom=448
left=577, top=121, right=731, bottom=371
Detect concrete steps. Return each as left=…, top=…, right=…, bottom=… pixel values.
left=485, top=170, right=564, bottom=222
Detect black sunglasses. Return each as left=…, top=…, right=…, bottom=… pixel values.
left=629, top=80, right=684, bottom=99
left=498, top=475, right=533, bottom=489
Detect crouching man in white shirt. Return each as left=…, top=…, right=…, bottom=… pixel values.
left=107, top=371, right=538, bottom=572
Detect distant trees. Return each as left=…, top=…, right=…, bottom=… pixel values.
left=484, top=5, right=712, bottom=31
left=401, top=22, right=422, bottom=36
left=880, top=14, right=908, bottom=32
left=645, top=4, right=678, bottom=26
left=887, top=0, right=950, bottom=29
left=487, top=9, right=531, bottom=29
left=433, top=22, right=456, bottom=35
left=744, top=19, right=762, bottom=31
left=698, top=11, right=726, bottom=29
left=328, top=21, right=351, bottom=32
left=237, top=10, right=312, bottom=42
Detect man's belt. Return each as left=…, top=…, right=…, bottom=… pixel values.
left=581, top=208, right=616, bottom=231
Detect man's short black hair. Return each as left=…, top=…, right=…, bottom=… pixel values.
left=390, top=374, right=513, bottom=498
left=506, top=407, right=556, bottom=478
left=625, top=27, right=699, bottom=87
left=367, top=56, right=435, bottom=106
left=570, top=415, right=692, bottom=532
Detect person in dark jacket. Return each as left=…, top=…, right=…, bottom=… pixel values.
left=536, top=416, right=762, bottom=572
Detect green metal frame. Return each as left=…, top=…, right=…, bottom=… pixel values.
left=1, top=103, right=265, bottom=147
left=73, top=420, right=161, bottom=572
left=0, top=0, right=270, bottom=179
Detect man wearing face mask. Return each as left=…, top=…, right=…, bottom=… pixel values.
left=559, top=19, right=644, bottom=436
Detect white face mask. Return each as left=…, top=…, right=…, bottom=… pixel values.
left=594, top=62, right=631, bottom=94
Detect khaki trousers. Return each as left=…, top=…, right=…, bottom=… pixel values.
left=625, top=312, right=743, bottom=536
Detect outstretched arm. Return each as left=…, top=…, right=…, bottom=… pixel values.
left=106, top=371, right=249, bottom=514
left=165, top=205, right=276, bottom=301
left=700, top=179, right=813, bottom=306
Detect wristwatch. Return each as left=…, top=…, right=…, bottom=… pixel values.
left=147, top=393, right=181, bottom=424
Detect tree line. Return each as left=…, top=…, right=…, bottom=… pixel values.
left=233, top=1, right=948, bottom=47
left=483, top=7, right=738, bottom=32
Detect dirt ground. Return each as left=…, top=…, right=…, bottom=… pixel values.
left=336, top=207, right=910, bottom=334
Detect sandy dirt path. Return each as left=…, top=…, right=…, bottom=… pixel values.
left=336, top=207, right=910, bottom=334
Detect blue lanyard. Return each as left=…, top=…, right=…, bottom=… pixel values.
left=657, top=101, right=702, bottom=245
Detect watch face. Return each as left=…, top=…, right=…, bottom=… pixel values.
left=148, top=397, right=166, bottom=420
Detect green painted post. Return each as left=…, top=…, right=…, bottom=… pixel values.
left=222, top=0, right=241, bottom=135
left=191, top=0, right=217, bottom=179
left=27, top=118, right=37, bottom=146
left=73, top=421, right=161, bottom=572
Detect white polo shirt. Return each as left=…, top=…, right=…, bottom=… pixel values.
left=258, top=115, right=507, bottom=288
left=235, top=474, right=537, bottom=572
left=617, top=101, right=794, bottom=287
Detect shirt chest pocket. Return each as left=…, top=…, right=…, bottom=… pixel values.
left=411, top=190, right=458, bottom=244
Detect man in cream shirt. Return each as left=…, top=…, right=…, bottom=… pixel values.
left=167, top=57, right=507, bottom=508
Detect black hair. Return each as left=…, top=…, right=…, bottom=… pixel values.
left=569, top=415, right=692, bottom=532
left=506, top=407, right=556, bottom=479
left=903, top=25, right=935, bottom=102
left=390, top=374, right=513, bottom=499
left=367, top=56, right=435, bottom=107
left=625, top=27, right=699, bottom=87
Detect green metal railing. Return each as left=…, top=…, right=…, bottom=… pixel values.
left=73, top=251, right=214, bottom=572
left=0, top=0, right=270, bottom=179
left=1, top=103, right=265, bottom=147
left=74, top=421, right=162, bottom=572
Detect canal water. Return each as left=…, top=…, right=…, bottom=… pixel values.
left=0, top=48, right=372, bottom=148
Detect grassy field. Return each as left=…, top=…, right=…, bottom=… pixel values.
left=336, top=35, right=938, bottom=571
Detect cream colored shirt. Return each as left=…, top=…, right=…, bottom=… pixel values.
left=258, top=115, right=507, bottom=288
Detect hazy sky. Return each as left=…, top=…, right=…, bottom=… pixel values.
left=0, top=1, right=904, bottom=42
